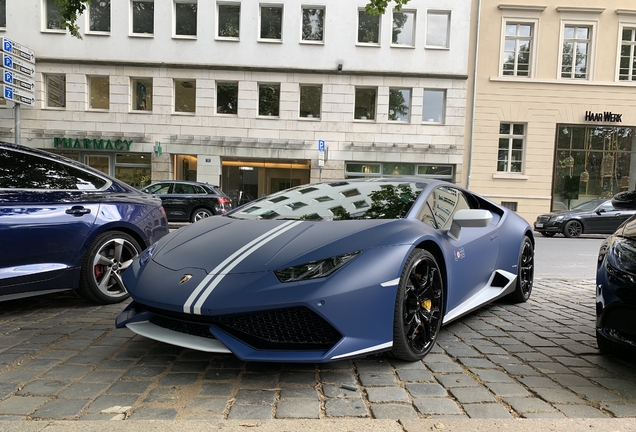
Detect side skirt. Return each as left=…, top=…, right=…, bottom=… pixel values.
left=442, top=269, right=517, bottom=325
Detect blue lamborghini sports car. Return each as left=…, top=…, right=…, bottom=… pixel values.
left=116, top=179, right=535, bottom=362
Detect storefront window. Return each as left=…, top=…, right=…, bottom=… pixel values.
left=553, top=125, right=636, bottom=210
left=222, top=160, right=310, bottom=205
left=346, top=162, right=454, bottom=180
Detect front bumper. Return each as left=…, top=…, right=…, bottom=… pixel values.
left=533, top=220, right=563, bottom=233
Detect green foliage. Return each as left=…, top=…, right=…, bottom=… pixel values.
left=365, top=0, right=411, bottom=15
left=55, top=0, right=87, bottom=39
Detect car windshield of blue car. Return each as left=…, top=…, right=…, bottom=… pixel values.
left=230, top=181, right=427, bottom=220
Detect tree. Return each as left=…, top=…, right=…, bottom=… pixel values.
left=58, top=0, right=411, bottom=39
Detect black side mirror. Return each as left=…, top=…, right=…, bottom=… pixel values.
left=612, top=190, right=636, bottom=209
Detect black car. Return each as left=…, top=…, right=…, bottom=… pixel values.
left=534, top=198, right=636, bottom=238
left=141, top=181, right=232, bottom=223
left=596, top=192, right=636, bottom=356
left=0, top=142, right=169, bottom=304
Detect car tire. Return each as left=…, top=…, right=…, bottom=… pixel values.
left=506, top=236, right=534, bottom=303
left=78, top=231, right=141, bottom=304
left=563, top=220, right=583, bottom=238
left=390, top=249, right=444, bottom=362
left=540, top=232, right=556, bottom=237
left=191, top=208, right=213, bottom=223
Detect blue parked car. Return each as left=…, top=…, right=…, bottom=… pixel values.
left=0, top=142, right=169, bottom=304
left=117, top=178, right=534, bottom=362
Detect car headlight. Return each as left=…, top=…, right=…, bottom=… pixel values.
left=551, top=215, right=565, bottom=222
left=138, top=242, right=158, bottom=268
left=275, top=251, right=360, bottom=282
left=607, top=237, right=636, bottom=276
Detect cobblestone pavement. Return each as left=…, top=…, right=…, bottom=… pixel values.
left=0, top=279, right=634, bottom=422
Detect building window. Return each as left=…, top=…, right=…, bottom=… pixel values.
left=89, top=76, right=109, bottom=110
left=392, top=10, right=415, bottom=46
left=502, top=23, right=532, bottom=77
left=45, top=0, right=63, bottom=30
left=132, top=78, right=152, bottom=111
left=346, top=162, right=454, bottom=180
left=175, top=0, right=197, bottom=37
left=258, top=83, right=280, bottom=117
left=132, top=0, right=154, bottom=35
left=388, top=88, right=411, bottom=122
left=498, top=123, right=525, bottom=173
left=358, top=9, right=380, bottom=45
left=422, top=89, right=445, bottom=123
left=46, top=74, right=66, bottom=108
left=217, top=82, right=238, bottom=114
left=561, top=25, right=590, bottom=79
left=218, top=3, right=240, bottom=39
left=0, top=0, right=5, bottom=28
left=354, top=87, right=377, bottom=120
left=619, top=28, right=636, bottom=81
left=175, top=79, right=196, bottom=113
left=426, top=10, right=450, bottom=48
left=89, top=0, right=110, bottom=33
left=299, top=85, right=321, bottom=119
left=302, top=7, right=325, bottom=43
left=260, top=5, right=283, bottom=41
left=501, top=201, right=518, bottom=211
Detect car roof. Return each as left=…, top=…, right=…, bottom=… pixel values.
left=153, top=180, right=219, bottom=187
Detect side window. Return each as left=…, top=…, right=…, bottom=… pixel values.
left=0, top=148, right=107, bottom=190
left=174, top=183, right=195, bottom=194
left=193, top=185, right=206, bottom=194
left=146, top=183, right=171, bottom=194
left=599, top=202, right=615, bottom=212
left=422, top=186, right=471, bottom=230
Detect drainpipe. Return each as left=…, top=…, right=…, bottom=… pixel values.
left=466, top=0, right=481, bottom=190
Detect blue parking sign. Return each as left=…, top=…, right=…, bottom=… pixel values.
left=3, top=40, right=11, bottom=53
left=4, top=70, right=12, bottom=84
left=318, top=140, right=325, bottom=152
left=3, top=54, right=11, bottom=68
left=4, top=86, right=12, bottom=99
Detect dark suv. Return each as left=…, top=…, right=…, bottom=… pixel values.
left=142, top=181, right=232, bottom=222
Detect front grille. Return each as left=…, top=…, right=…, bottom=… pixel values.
left=149, top=315, right=216, bottom=340
left=537, top=216, right=550, bottom=223
left=213, top=306, right=342, bottom=350
left=144, top=305, right=342, bottom=351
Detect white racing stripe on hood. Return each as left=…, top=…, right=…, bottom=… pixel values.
left=182, top=220, right=303, bottom=315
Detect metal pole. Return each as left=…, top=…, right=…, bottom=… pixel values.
left=319, top=166, right=322, bottom=182
left=14, top=103, right=20, bottom=145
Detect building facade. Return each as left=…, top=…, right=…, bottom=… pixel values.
left=0, top=0, right=471, bottom=204
left=469, top=1, right=636, bottom=223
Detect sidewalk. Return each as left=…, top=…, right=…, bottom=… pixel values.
left=0, top=279, right=634, bottom=426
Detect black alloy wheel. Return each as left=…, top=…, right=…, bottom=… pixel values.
left=78, top=231, right=141, bottom=304
left=563, top=220, right=583, bottom=238
left=506, top=236, right=534, bottom=303
left=391, top=249, right=444, bottom=361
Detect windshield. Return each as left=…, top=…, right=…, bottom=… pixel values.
left=229, top=180, right=428, bottom=221
left=570, top=199, right=605, bottom=211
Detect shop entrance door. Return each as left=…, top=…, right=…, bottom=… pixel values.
left=85, top=155, right=111, bottom=176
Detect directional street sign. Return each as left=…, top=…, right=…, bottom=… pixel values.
left=2, top=68, right=34, bottom=92
left=1, top=38, right=35, bottom=64
left=3, top=53, right=35, bottom=78
left=2, top=84, right=35, bottom=107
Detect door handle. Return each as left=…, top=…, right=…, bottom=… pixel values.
left=66, top=206, right=92, bottom=216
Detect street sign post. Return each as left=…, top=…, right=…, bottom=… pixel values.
left=0, top=38, right=36, bottom=145
left=1, top=38, right=35, bottom=63
left=2, top=84, right=35, bottom=107
left=2, top=53, right=35, bottom=78
left=318, top=140, right=326, bottom=181
left=2, top=69, right=35, bottom=92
